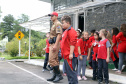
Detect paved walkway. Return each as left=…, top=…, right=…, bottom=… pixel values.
left=7, top=59, right=126, bottom=84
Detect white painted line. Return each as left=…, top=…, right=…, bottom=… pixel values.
left=8, top=62, right=54, bottom=84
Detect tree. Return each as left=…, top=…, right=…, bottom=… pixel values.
left=17, top=14, right=29, bottom=23
left=2, top=14, right=15, bottom=31
left=0, top=14, right=15, bottom=41
left=0, top=14, right=30, bottom=41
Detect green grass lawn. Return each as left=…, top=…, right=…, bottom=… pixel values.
left=0, top=53, right=45, bottom=60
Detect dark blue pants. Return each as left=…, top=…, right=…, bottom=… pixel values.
left=43, top=53, right=49, bottom=69
left=98, top=59, right=109, bottom=82
left=64, top=57, right=78, bottom=84
left=89, top=51, right=93, bottom=67
left=92, top=60, right=98, bottom=79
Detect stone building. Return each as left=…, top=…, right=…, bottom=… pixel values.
left=40, top=0, right=126, bottom=33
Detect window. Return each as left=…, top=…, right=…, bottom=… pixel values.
left=54, top=0, right=89, bottom=11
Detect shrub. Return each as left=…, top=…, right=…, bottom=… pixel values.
left=35, top=38, right=46, bottom=57
left=6, top=38, right=19, bottom=57
left=0, top=52, right=2, bottom=56
left=36, top=47, right=43, bottom=57
left=9, top=48, right=18, bottom=57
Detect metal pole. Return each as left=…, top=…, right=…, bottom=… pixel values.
left=84, top=10, right=86, bottom=31
left=75, top=12, right=78, bottom=30
left=19, top=40, right=20, bottom=56
left=29, top=25, right=31, bottom=61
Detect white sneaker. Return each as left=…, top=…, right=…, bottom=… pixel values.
left=121, top=65, right=126, bottom=71
left=82, top=76, right=87, bottom=80
left=77, top=76, right=82, bottom=81
left=115, top=70, right=121, bottom=74
left=112, top=68, right=118, bottom=71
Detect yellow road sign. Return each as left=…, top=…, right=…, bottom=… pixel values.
left=15, top=30, right=24, bottom=40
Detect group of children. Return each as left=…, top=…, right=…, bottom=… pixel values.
left=43, top=15, right=126, bottom=84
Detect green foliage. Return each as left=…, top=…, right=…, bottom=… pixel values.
left=0, top=13, right=47, bottom=57
left=1, top=14, right=15, bottom=41
left=8, top=56, right=45, bottom=60
left=37, top=38, right=46, bottom=49
left=36, top=47, right=43, bottom=57
left=35, top=38, right=46, bottom=57
left=0, top=14, right=30, bottom=41
left=0, top=52, right=2, bottom=56
left=2, top=14, right=15, bottom=31
left=0, top=55, right=45, bottom=60
left=17, top=14, right=29, bottom=23
left=6, top=38, right=19, bottom=57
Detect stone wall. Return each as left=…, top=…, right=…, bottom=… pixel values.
left=85, top=2, right=126, bottom=32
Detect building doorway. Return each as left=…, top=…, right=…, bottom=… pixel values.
left=78, top=13, right=84, bottom=32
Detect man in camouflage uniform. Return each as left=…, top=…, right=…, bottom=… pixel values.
left=47, top=12, right=63, bottom=83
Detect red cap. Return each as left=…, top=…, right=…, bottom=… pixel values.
left=48, top=12, right=58, bottom=17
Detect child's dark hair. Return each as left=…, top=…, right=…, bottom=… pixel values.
left=76, top=29, right=82, bottom=38
left=90, top=29, right=96, bottom=34
left=120, top=24, right=126, bottom=37
left=94, top=31, right=101, bottom=41
left=112, top=27, right=119, bottom=36
left=61, top=15, right=71, bottom=24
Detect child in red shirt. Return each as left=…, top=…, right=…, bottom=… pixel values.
left=76, top=29, right=82, bottom=42
left=110, top=27, right=119, bottom=71
left=116, top=24, right=126, bottom=74
left=42, top=32, right=50, bottom=71
left=88, top=30, right=95, bottom=69
left=98, top=29, right=111, bottom=84
left=61, top=15, right=78, bottom=84
left=87, top=31, right=100, bottom=81
left=77, top=31, right=90, bottom=81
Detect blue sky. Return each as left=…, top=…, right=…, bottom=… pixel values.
left=0, top=0, right=51, bottom=21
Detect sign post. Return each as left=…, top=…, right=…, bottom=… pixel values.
left=19, top=40, right=20, bottom=56
left=15, top=30, right=24, bottom=56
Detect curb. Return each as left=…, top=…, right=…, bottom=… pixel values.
left=24, top=60, right=126, bottom=84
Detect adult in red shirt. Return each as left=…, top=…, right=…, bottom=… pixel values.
left=61, top=15, right=78, bottom=84
left=110, top=27, right=119, bottom=71
left=116, top=24, right=126, bottom=74
left=42, top=32, right=50, bottom=71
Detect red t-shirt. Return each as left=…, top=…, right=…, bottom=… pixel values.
left=89, top=36, right=95, bottom=43
left=61, top=27, right=78, bottom=59
left=78, top=38, right=90, bottom=55
left=110, top=35, right=119, bottom=61
left=46, top=39, right=50, bottom=53
left=112, top=35, right=117, bottom=50
left=97, top=39, right=110, bottom=59
left=90, top=40, right=99, bottom=60
left=77, top=38, right=80, bottom=46
left=116, top=32, right=126, bottom=53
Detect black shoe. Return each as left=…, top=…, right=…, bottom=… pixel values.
left=47, top=72, right=56, bottom=81
left=92, top=77, right=96, bottom=81
left=105, top=80, right=109, bottom=84
left=53, top=74, right=63, bottom=83
left=53, top=66, right=63, bottom=83
left=98, top=80, right=103, bottom=84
